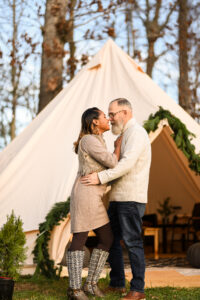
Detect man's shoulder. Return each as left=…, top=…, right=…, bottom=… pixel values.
left=124, top=122, right=150, bottom=149
left=127, top=121, right=148, bottom=136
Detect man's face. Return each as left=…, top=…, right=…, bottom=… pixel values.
left=108, top=102, right=125, bottom=135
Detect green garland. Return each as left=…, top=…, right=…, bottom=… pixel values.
left=143, top=107, right=200, bottom=175
left=32, top=198, right=70, bottom=278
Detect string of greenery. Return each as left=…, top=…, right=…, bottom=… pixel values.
left=33, top=107, right=200, bottom=278
left=143, top=106, right=200, bottom=175
left=32, top=198, right=70, bottom=278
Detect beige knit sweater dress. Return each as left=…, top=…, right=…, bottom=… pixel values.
left=70, top=134, right=117, bottom=233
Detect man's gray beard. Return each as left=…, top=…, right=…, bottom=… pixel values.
left=111, top=122, right=124, bottom=135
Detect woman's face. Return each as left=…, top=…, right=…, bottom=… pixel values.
left=94, top=110, right=110, bottom=133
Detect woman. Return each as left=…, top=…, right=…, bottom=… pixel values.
left=67, top=107, right=121, bottom=300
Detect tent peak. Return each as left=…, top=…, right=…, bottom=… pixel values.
left=87, top=39, right=115, bottom=70
left=87, top=38, right=143, bottom=72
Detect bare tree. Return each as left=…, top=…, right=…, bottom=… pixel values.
left=0, top=0, right=39, bottom=147
left=38, top=0, right=68, bottom=113
left=134, top=0, right=177, bottom=77
left=188, top=0, right=200, bottom=122
left=66, top=0, right=77, bottom=80
left=10, top=0, right=18, bottom=139
left=125, top=0, right=135, bottom=57
left=60, top=0, right=121, bottom=83
left=178, top=0, right=192, bottom=114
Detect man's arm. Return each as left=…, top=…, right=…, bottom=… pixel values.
left=81, top=129, right=147, bottom=186
left=98, top=131, right=146, bottom=184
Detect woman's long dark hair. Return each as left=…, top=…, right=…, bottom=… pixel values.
left=74, top=107, right=100, bottom=154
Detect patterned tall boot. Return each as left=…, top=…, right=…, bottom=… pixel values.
left=67, top=250, right=89, bottom=300
left=83, top=248, right=109, bottom=298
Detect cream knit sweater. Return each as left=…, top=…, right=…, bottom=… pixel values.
left=98, top=118, right=151, bottom=203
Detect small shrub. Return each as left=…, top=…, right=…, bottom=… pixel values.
left=0, top=211, right=27, bottom=279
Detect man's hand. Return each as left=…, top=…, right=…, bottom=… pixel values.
left=81, top=172, right=100, bottom=185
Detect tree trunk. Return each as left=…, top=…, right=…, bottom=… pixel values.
left=178, top=0, right=192, bottom=114
left=68, top=0, right=76, bottom=81
left=10, top=0, right=17, bottom=140
left=146, top=38, right=156, bottom=77
left=125, top=2, right=135, bottom=57
left=38, top=0, right=68, bottom=113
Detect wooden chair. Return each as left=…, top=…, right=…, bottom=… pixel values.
left=142, top=214, right=160, bottom=259
left=187, top=203, right=200, bottom=243
left=170, top=214, right=189, bottom=252
left=143, top=227, right=160, bottom=259
left=171, top=202, right=200, bottom=252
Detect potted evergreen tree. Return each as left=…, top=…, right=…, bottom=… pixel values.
left=157, top=197, right=174, bottom=224
left=0, top=211, right=27, bottom=300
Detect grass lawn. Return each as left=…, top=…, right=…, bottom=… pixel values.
left=13, top=275, right=200, bottom=300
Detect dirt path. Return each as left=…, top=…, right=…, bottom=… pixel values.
left=125, top=268, right=200, bottom=288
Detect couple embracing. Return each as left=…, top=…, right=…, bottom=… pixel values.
left=67, top=98, right=151, bottom=300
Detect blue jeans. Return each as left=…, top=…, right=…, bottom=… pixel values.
left=108, top=201, right=146, bottom=293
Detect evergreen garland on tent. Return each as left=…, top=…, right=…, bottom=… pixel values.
left=143, top=107, right=200, bottom=175
left=33, top=198, right=70, bottom=278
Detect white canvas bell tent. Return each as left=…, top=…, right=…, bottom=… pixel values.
left=0, top=39, right=200, bottom=272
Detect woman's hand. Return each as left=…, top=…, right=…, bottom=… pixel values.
left=114, top=135, right=122, bottom=160
left=114, top=135, right=123, bottom=148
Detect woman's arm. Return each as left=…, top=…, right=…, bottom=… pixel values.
left=81, top=135, right=118, bottom=168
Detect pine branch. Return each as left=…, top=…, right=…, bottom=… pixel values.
left=144, top=107, right=200, bottom=175
left=33, top=198, right=70, bottom=278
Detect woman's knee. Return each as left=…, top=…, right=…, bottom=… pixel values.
left=69, top=231, right=88, bottom=251
left=95, top=223, right=114, bottom=251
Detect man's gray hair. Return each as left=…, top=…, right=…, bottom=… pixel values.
left=110, top=98, right=132, bottom=111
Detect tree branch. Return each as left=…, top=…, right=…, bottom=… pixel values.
left=154, top=0, right=162, bottom=23
left=159, top=1, right=178, bottom=32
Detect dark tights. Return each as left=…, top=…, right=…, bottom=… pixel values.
left=69, top=222, right=113, bottom=252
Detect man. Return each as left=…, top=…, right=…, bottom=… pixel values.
left=81, top=98, right=151, bottom=300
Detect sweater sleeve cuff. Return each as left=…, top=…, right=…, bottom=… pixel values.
left=98, top=171, right=109, bottom=184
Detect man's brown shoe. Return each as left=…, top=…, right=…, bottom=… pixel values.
left=105, top=286, right=126, bottom=295
left=122, top=291, right=146, bottom=300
